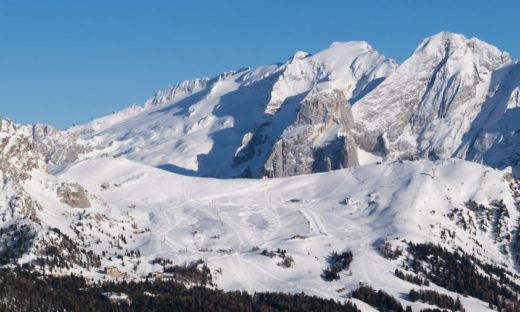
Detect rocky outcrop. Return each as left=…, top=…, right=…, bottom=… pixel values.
left=263, top=90, right=358, bottom=177
left=0, top=177, right=42, bottom=223
left=0, top=119, right=45, bottom=182
left=0, top=119, right=49, bottom=224
left=57, top=183, right=91, bottom=208
left=144, top=78, right=211, bottom=108
left=7, top=188, right=42, bottom=222
left=32, top=124, right=98, bottom=166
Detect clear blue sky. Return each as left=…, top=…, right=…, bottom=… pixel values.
left=1, top=0, right=518, bottom=128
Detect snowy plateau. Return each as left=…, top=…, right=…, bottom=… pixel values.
left=1, top=32, right=520, bottom=311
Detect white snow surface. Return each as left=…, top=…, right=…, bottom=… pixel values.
left=1, top=113, right=517, bottom=311
left=42, top=156, right=515, bottom=311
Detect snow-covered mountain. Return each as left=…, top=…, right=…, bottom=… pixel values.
left=35, top=32, right=520, bottom=179
left=354, top=32, right=507, bottom=155
left=3, top=31, right=520, bottom=310
left=63, top=41, right=396, bottom=178
left=3, top=125, right=520, bottom=310
left=0, top=119, right=103, bottom=269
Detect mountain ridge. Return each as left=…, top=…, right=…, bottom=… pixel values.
left=61, top=39, right=396, bottom=178
left=29, top=31, right=520, bottom=179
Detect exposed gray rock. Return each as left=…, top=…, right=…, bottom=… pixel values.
left=32, top=124, right=98, bottom=166
left=0, top=119, right=49, bottom=223
left=7, top=187, right=41, bottom=222
left=57, top=183, right=91, bottom=208
left=263, top=90, right=358, bottom=177
left=0, top=119, right=45, bottom=182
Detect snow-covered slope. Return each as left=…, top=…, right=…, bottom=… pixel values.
left=2, top=114, right=520, bottom=310
left=0, top=119, right=104, bottom=269
left=55, top=157, right=519, bottom=311
left=63, top=42, right=395, bottom=178
left=5, top=30, right=520, bottom=310
left=457, top=61, right=520, bottom=175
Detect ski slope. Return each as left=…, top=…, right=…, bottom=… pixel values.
left=55, top=157, right=517, bottom=311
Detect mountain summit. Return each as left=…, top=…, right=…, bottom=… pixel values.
left=353, top=32, right=511, bottom=159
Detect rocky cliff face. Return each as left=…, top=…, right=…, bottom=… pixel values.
left=0, top=119, right=93, bottom=223
left=0, top=119, right=46, bottom=182
left=32, top=124, right=97, bottom=166
left=263, top=90, right=358, bottom=177
left=0, top=119, right=46, bottom=225
left=457, top=62, right=520, bottom=174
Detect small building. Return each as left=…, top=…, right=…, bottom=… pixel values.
left=104, top=266, right=125, bottom=278
left=150, top=271, right=164, bottom=281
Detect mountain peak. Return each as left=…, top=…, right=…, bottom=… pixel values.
left=7, top=31, right=520, bottom=311
left=288, top=50, right=310, bottom=62
left=144, top=77, right=211, bottom=108
left=37, top=32, right=518, bottom=179
left=353, top=31, right=513, bottom=165
left=329, top=40, right=373, bottom=51
left=415, top=31, right=468, bottom=51
left=265, top=40, right=395, bottom=115
left=414, top=31, right=510, bottom=62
